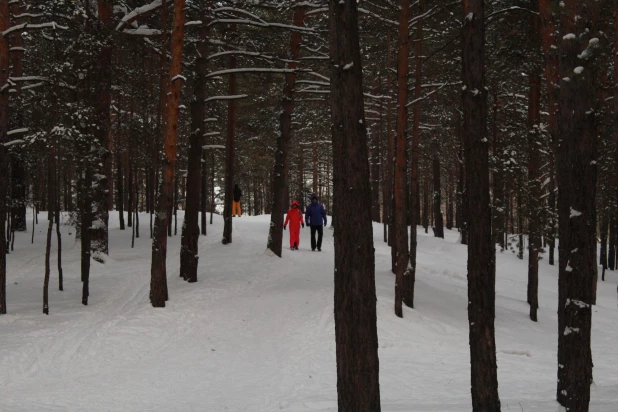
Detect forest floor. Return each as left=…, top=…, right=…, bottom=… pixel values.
left=1, top=212, right=617, bottom=411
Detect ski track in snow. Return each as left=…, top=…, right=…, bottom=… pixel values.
left=1, top=212, right=617, bottom=411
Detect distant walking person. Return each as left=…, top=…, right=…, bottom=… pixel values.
left=284, top=201, right=304, bottom=250
left=305, top=194, right=327, bottom=251
left=233, top=184, right=242, bottom=217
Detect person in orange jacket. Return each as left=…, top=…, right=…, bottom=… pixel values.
left=284, top=201, right=304, bottom=250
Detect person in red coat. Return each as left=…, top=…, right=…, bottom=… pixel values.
left=284, top=201, right=304, bottom=250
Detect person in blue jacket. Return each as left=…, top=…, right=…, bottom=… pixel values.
left=305, top=194, right=327, bottom=251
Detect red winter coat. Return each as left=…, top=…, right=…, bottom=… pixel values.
left=284, top=201, right=304, bottom=248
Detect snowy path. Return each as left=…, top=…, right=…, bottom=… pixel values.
left=1, top=213, right=617, bottom=411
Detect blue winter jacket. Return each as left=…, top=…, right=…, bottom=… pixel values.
left=305, top=202, right=327, bottom=226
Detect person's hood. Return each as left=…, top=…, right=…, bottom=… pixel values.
left=311, top=194, right=318, bottom=201
left=291, top=201, right=299, bottom=207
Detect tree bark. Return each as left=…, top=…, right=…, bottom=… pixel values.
left=91, top=0, right=114, bottom=257
left=432, top=139, right=444, bottom=239
left=150, top=0, right=186, bottom=307
left=267, top=2, right=304, bottom=256
left=462, top=0, right=501, bottom=409
left=180, top=8, right=208, bottom=282
left=555, top=1, right=599, bottom=408
left=394, top=0, right=410, bottom=318
left=221, top=28, right=237, bottom=246
left=328, top=0, right=381, bottom=409
left=491, top=89, right=505, bottom=249
left=539, top=0, right=559, bottom=267
left=0, top=0, right=9, bottom=314
left=407, top=0, right=424, bottom=308
left=117, top=150, right=125, bottom=230
left=527, top=74, right=541, bottom=322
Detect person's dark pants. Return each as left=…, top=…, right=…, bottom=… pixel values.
left=310, top=225, right=323, bottom=250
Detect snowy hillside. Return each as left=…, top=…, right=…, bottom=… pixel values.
left=1, top=212, right=616, bottom=411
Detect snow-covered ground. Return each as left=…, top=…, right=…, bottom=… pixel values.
left=1, top=212, right=616, bottom=411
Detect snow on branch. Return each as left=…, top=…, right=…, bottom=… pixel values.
left=305, top=7, right=328, bottom=17
left=205, top=95, right=249, bottom=102
left=486, top=6, right=539, bottom=22
left=2, top=22, right=68, bottom=37
left=122, top=26, right=162, bottom=36
left=405, top=82, right=459, bottom=107
left=358, top=8, right=397, bottom=27
left=202, top=145, right=226, bottom=150
left=7, top=128, right=28, bottom=136
left=116, top=0, right=163, bottom=31
left=205, top=68, right=299, bottom=78
left=364, top=93, right=392, bottom=100
left=207, top=19, right=315, bottom=34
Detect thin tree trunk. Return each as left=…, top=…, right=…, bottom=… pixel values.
left=527, top=74, right=541, bottom=322
left=393, top=0, right=410, bottom=318
left=600, top=212, right=608, bottom=281
left=328, top=0, right=381, bottom=408
left=267, top=3, right=304, bottom=256
left=117, top=150, right=125, bottom=230
left=462, top=0, right=501, bottom=409
left=221, top=30, right=237, bottom=245
left=150, top=0, right=186, bottom=307
left=91, top=1, right=113, bottom=257
left=371, top=108, right=380, bottom=222
left=491, top=89, right=505, bottom=249
left=43, top=212, right=53, bottom=314
left=539, top=0, right=559, bottom=267
left=555, top=1, right=599, bottom=408
left=423, top=168, right=429, bottom=233
left=407, top=0, right=424, bottom=308
left=81, top=167, right=92, bottom=305
left=180, top=8, right=208, bottom=282
left=432, top=139, right=444, bottom=239
left=0, top=0, right=9, bottom=314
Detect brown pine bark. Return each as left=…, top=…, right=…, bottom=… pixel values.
left=328, top=0, right=380, bottom=409
left=407, top=0, right=424, bottom=309
left=462, top=0, right=501, bottom=409
left=555, top=1, right=599, bottom=408
left=221, top=31, right=237, bottom=245
left=527, top=74, right=541, bottom=322
left=150, top=0, right=186, bottom=307
left=393, top=0, right=410, bottom=318
left=386, top=34, right=396, bottom=270
left=539, top=0, right=559, bottom=267
left=81, top=168, right=93, bottom=305
left=267, top=2, right=304, bottom=256
left=117, top=151, right=125, bottom=230
left=0, top=0, right=8, bottom=314
left=180, top=7, right=208, bottom=282
left=423, top=168, right=429, bottom=233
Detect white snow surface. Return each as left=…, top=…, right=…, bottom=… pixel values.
left=1, top=212, right=617, bottom=411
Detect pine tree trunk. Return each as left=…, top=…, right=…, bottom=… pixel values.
left=423, top=168, right=429, bottom=233
left=91, top=1, right=113, bottom=257
left=150, top=0, right=186, bottom=307
left=43, top=212, right=53, bottom=314
left=600, top=212, right=608, bottom=281
left=446, top=170, right=454, bottom=230
left=432, top=139, right=444, bottom=239
left=328, top=0, right=381, bottom=408
left=527, top=74, right=541, bottom=322
left=221, top=35, right=236, bottom=245
left=0, top=0, right=9, bottom=314
left=555, top=1, right=599, bottom=408
left=462, top=0, right=501, bottom=409
left=9, top=4, right=25, bottom=232
left=267, top=3, right=304, bottom=256
left=201, top=149, right=207, bottom=235
left=371, top=121, right=380, bottom=223
left=393, top=0, right=410, bottom=318
left=540, top=0, right=559, bottom=267
left=81, top=167, right=93, bottom=304
left=491, top=90, right=505, bottom=248
left=407, top=0, right=424, bottom=308
left=180, top=10, right=208, bottom=282
left=117, top=151, right=125, bottom=230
